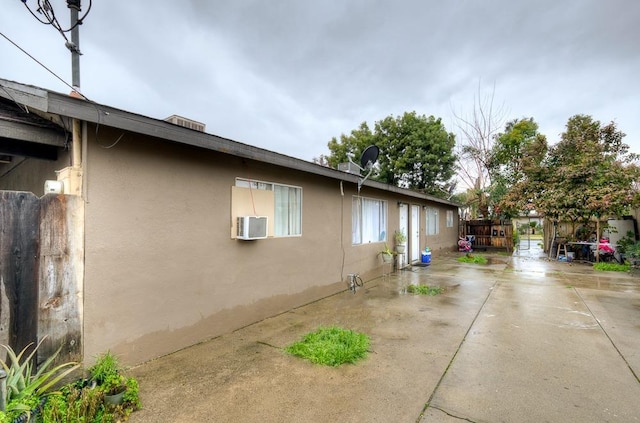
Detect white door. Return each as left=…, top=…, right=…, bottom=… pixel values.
left=399, top=203, right=409, bottom=240
left=399, top=203, right=409, bottom=267
left=411, top=205, right=420, bottom=262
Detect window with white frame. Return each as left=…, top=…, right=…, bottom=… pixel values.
left=236, top=178, right=302, bottom=236
left=352, top=196, right=387, bottom=244
left=446, top=210, right=454, bottom=228
left=426, top=207, right=439, bottom=235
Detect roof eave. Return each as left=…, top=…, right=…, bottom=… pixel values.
left=0, top=78, right=460, bottom=207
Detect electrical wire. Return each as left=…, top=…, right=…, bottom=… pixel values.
left=98, top=132, right=124, bottom=149
left=22, top=0, right=92, bottom=33
left=0, top=30, right=86, bottom=99
left=1, top=29, right=122, bottom=150
left=23, top=0, right=69, bottom=43
left=0, top=85, right=30, bottom=113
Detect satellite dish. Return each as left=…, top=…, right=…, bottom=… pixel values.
left=350, top=145, right=378, bottom=192
left=359, top=145, right=379, bottom=170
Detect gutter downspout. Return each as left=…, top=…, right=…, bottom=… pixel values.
left=55, top=117, right=83, bottom=196
left=72, top=118, right=82, bottom=168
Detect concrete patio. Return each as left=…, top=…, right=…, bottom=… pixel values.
left=128, top=242, right=640, bottom=422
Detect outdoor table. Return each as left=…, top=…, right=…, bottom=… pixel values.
left=567, top=241, right=615, bottom=262
left=567, top=241, right=596, bottom=261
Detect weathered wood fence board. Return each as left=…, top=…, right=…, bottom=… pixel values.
left=38, top=194, right=83, bottom=364
left=0, top=191, right=39, bottom=353
left=0, top=191, right=82, bottom=365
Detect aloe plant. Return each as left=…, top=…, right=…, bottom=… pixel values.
left=0, top=337, right=80, bottom=412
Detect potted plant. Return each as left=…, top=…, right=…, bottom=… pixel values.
left=394, top=230, right=407, bottom=254
left=379, top=244, right=395, bottom=263
left=89, top=351, right=127, bottom=404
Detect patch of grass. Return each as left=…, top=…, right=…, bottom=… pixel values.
left=457, top=254, right=488, bottom=264
left=406, top=284, right=444, bottom=296
left=593, top=262, right=630, bottom=272
left=285, top=326, right=370, bottom=366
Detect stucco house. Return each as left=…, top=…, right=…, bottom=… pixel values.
left=0, top=78, right=459, bottom=366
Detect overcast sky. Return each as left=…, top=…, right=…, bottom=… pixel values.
left=2, top=1, right=639, bottom=163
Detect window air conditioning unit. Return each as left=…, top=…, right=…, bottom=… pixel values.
left=237, top=216, right=268, bottom=240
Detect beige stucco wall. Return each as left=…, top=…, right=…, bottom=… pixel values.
left=0, top=123, right=456, bottom=365
left=80, top=125, right=458, bottom=365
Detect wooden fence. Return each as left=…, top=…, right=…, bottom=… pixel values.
left=0, top=191, right=82, bottom=365
left=462, top=219, right=514, bottom=251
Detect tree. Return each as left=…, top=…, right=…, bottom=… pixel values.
left=375, top=112, right=456, bottom=194
left=490, top=118, right=546, bottom=186
left=326, top=112, right=457, bottom=197
left=501, top=115, right=640, bottom=237
left=543, top=116, right=640, bottom=221
left=453, top=83, right=507, bottom=217
left=497, top=130, right=548, bottom=219
left=490, top=118, right=547, bottom=218
left=326, top=122, right=376, bottom=169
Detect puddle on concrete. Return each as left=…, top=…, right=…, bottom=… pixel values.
left=564, top=279, right=640, bottom=293
left=486, top=257, right=509, bottom=265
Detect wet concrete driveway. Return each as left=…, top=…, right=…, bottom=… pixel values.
left=128, top=247, right=640, bottom=422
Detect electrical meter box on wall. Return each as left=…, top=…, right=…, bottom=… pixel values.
left=44, top=180, right=64, bottom=194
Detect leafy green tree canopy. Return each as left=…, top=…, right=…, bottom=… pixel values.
left=327, top=112, right=456, bottom=196
left=489, top=118, right=547, bottom=218
left=499, top=114, right=640, bottom=222
left=490, top=118, right=547, bottom=186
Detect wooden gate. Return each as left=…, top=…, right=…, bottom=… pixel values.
left=0, top=191, right=82, bottom=364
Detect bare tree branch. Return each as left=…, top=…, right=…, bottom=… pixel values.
left=451, top=80, right=507, bottom=217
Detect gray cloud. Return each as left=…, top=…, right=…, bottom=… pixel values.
left=2, top=0, right=639, bottom=161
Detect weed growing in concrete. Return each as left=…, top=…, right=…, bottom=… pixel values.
left=406, top=284, right=444, bottom=296
left=457, top=254, right=488, bottom=264
left=593, top=262, right=630, bottom=272
left=285, top=326, right=370, bottom=366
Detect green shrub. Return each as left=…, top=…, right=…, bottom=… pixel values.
left=123, top=377, right=141, bottom=410
left=39, top=351, right=141, bottom=422
left=593, top=262, right=630, bottom=272
left=625, top=239, right=640, bottom=261
left=41, top=387, right=106, bottom=423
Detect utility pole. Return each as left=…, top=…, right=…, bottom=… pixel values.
left=66, top=0, right=83, bottom=179
left=66, top=0, right=82, bottom=91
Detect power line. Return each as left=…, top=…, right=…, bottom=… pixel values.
left=21, top=0, right=93, bottom=33
left=21, top=0, right=93, bottom=62
left=0, top=30, right=86, bottom=99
